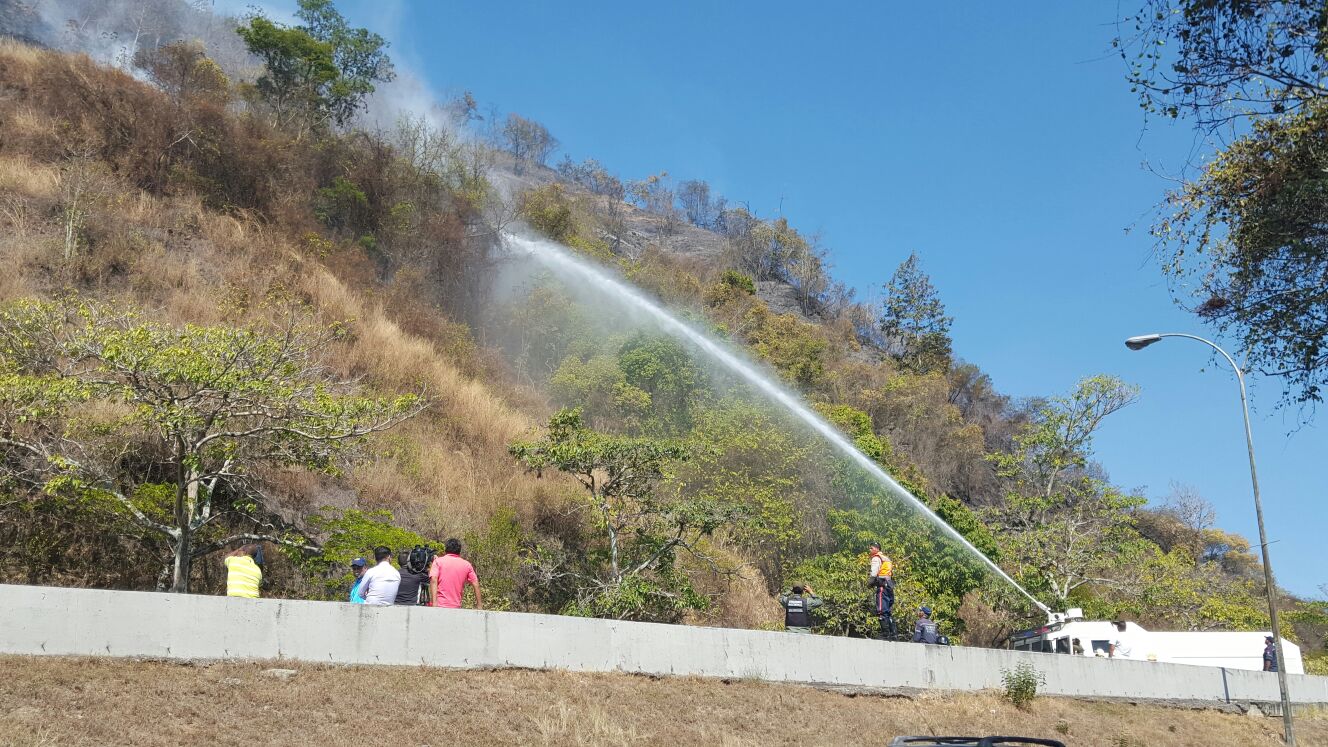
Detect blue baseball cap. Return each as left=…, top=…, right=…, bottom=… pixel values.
left=350, top=557, right=366, bottom=568
left=920, top=606, right=932, bottom=616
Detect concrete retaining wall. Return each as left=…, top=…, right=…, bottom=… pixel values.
left=4, top=583, right=1327, bottom=705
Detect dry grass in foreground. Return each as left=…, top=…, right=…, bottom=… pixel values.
left=0, top=657, right=1322, bottom=747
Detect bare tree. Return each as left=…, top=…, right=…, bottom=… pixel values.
left=628, top=171, right=680, bottom=234
left=501, top=113, right=559, bottom=173
left=676, top=179, right=725, bottom=229
left=55, top=151, right=109, bottom=261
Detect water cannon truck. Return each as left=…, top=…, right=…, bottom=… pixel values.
left=1006, top=608, right=1303, bottom=673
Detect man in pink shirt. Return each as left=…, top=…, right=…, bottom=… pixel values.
left=428, top=537, right=483, bottom=609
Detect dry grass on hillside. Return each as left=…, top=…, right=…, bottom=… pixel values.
left=0, top=657, right=1321, bottom=747
left=0, top=35, right=552, bottom=535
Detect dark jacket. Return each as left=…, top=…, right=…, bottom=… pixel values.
left=913, top=618, right=940, bottom=644
left=395, top=568, right=429, bottom=605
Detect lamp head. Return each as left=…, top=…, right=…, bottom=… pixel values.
left=1125, top=334, right=1163, bottom=351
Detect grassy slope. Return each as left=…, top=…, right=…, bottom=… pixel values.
left=0, top=657, right=1321, bottom=746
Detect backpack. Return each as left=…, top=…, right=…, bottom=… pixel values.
left=404, top=545, right=435, bottom=575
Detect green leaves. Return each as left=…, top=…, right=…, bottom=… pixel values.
left=880, top=253, right=953, bottom=374
left=510, top=408, right=735, bottom=622
left=299, top=508, right=427, bottom=599
left=986, top=375, right=1143, bottom=605
left=238, top=0, right=393, bottom=131
left=0, top=296, right=424, bottom=591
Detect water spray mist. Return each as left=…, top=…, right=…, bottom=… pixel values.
left=503, top=232, right=1052, bottom=616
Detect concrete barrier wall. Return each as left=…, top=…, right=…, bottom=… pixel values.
left=3, top=583, right=1326, bottom=705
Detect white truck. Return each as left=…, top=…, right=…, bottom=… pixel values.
left=1005, top=609, right=1303, bottom=674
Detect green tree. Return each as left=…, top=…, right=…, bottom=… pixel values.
left=879, top=253, right=953, bottom=374
left=1120, top=2, right=1328, bottom=410
left=677, top=400, right=820, bottom=585
left=617, top=334, right=703, bottom=435
left=549, top=354, right=650, bottom=433
left=237, top=0, right=393, bottom=133
left=295, top=0, right=395, bottom=123
left=508, top=409, right=744, bottom=621
left=0, top=299, right=424, bottom=592
left=987, top=376, right=1146, bottom=605
left=1128, top=546, right=1269, bottom=631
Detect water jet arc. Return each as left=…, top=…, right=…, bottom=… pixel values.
left=504, top=232, right=1052, bottom=616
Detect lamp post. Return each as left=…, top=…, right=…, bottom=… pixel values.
left=1124, top=333, right=1295, bottom=745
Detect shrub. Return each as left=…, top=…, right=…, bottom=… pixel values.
left=718, top=269, right=755, bottom=295
left=1000, top=661, right=1045, bottom=709
left=520, top=184, right=574, bottom=242
left=315, top=176, right=370, bottom=231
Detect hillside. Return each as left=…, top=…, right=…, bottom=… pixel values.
left=2, top=656, right=1323, bottom=747
left=0, top=0, right=1325, bottom=663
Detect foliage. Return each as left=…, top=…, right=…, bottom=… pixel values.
left=815, top=402, right=887, bottom=462
left=1001, top=661, right=1045, bottom=709
left=295, top=0, right=395, bottom=124
left=988, top=376, right=1145, bottom=604
left=315, top=175, right=371, bottom=231
left=297, top=508, right=427, bottom=599
left=461, top=508, right=527, bottom=611
left=509, top=409, right=745, bottom=621
left=723, top=213, right=831, bottom=313
left=745, top=311, right=828, bottom=389
left=236, top=16, right=338, bottom=132
left=0, top=298, right=425, bottom=592
left=879, top=253, right=953, bottom=374
left=717, top=269, right=756, bottom=296
left=1127, top=547, right=1269, bottom=631
left=1118, top=0, right=1328, bottom=127
left=617, top=334, right=703, bottom=435
left=521, top=184, right=576, bottom=242
left=676, top=400, right=820, bottom=584
left=1306, top=651, right=1328, bottom=676
left=1152, top=101, right=1328, bottom=407
left=238, top=0, right=393, bottom=132
left=549, top=354, right=650, bottom=432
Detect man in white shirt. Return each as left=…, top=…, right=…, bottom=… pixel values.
left=358, top=546, right=401, bottom=606
left=1109, top=620, right=1134, bottom=659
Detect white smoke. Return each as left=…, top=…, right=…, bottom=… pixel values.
left=3, top=0, right=449, bottom=130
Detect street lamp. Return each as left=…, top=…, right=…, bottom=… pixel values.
left=1125, top=332, right=1296, bottom=745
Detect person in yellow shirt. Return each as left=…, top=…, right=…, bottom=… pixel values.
left=223, top=544, right=263, bottom=598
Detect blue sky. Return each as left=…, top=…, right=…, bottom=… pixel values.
left=230, top=1, right=1323, bottom=598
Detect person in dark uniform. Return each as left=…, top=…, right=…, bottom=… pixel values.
left=1263, top=635, right=1279, bottom=672
left=779, top=585, right=824, bottom=634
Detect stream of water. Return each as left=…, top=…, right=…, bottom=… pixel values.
left=504, top=232, right=1052, bottom=615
